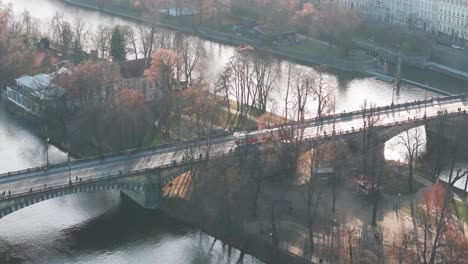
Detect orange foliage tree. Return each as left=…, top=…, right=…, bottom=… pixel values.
left=314, top=2, right=360, bottom=48
left=292, top=2, right=316, bottom=36
left=180, top=85, right=220, bottom=136
left=118, top=88, right=145, bottom=109
left=145, top=49, right=180, bottom=95
left=415, top=180, right=466, bottom=264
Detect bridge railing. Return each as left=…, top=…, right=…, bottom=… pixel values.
left=300, top=108, right=467, bottom=144
left=257, top=93, right=468, bottom=133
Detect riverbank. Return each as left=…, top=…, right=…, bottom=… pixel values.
left=62, top=0, right=377, bottom=73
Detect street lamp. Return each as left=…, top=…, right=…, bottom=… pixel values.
left=424, top=90, right=428, bottom=118
left=398, top=193, right=401, bottom=210
left=68, top=142, right=72, bottom=185
left=46, top=137, right=50, bottom=167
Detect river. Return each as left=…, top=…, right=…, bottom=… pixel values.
left=1, top=0, right=467, bottom=263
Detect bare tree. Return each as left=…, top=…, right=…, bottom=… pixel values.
left=92, top=25, right=112, bottom=59
left=173, top=34, right=207, bottom=86
left=50, top=12, right=74, bottom=57
left=312, top=72, right=335, bottom=120
left=360, top=99, right=381, bottom=175
left=123, top=26, right=139, bottom=60
left=252, top=54, right=279, bottom=114
left=397, top=126, right=425, bottom=192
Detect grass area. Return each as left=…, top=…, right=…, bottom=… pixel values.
left=414, top=166, right=435, bottom=182
left=294, top=38, right=346, bottom=58
left=226, top=100, right=286, bottom=123
left=216, top=107, right=258, bottom=130
left=400, top=197, right=468, bottom=224
left=382, top=171, right=425, bottom=195
left=143, top=129, right=168, bottom=146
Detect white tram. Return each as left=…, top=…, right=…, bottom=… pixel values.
left=233, top=127, right=294, bottom=147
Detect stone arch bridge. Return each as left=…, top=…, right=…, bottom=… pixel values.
left=1, top=94, right=468, bottom=220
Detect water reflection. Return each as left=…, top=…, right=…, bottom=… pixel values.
left=384, top=126, right=427, bottom=163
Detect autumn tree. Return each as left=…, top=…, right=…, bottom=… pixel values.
left=415, top=180, right=464, bottom=264
left=145, top=48, right=181, bottom=137
left=292, top=2, right=316, bottom=36
left=314, top=1, right=360, bottom=50
left=180, top=85, right=220, bottom=137
left=197, top=0, right=231, bottom=28
left=145, top=48, right=180, bottom=94
left=115, top=88, right=148, bottom=149
left=0, top=3, right=33, bottom=86
left=388, top=232, right=418, bottom=264
left=56, top=60, right=121, bottom=109
left=0, top=0, right=9, bottom=33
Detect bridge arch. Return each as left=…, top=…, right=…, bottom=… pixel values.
left=0, top=181, right=151, bottom=220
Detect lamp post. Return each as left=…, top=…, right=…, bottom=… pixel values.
left=68, top=142, right=72, bottom=185
left=46, top=137, right=50, bottom=167
left=44, top=124, right=50, bottom=167
left=424, top=90, right=428, bottom=117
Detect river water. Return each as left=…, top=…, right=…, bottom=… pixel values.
left=0, top=0, right=467, bottom=263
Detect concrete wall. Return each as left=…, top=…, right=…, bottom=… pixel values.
left=431, top=45, right=468, bottom=72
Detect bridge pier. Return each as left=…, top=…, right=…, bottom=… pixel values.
left=120, top=172, right=162, bottom=210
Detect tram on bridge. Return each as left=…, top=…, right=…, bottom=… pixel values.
left=233, top=126, right=294, bottom=146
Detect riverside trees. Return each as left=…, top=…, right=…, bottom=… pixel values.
left=0, top=1, right=33, bottom=86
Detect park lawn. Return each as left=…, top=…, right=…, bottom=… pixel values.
left=414, top=166, right=435, bottom=182
left=294, top=38, right=346, bottom=58
left=400, top=199, right=467, bottom=224
left=143, top=129, right=168, bottom=146
left=216, top=108, right=258, bottom=130
left=382, top=171, right=425, bottom=195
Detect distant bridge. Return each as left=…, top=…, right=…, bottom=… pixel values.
left=0, top=94, right=467, bottom=220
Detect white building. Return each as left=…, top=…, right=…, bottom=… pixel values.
left=6, top=69, right=69, bottom=115
left=338, top=0, right=374, bottom=17
left=337, top=0, right=468, bottom=40
left=437, top=0, right=468, bottom=40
